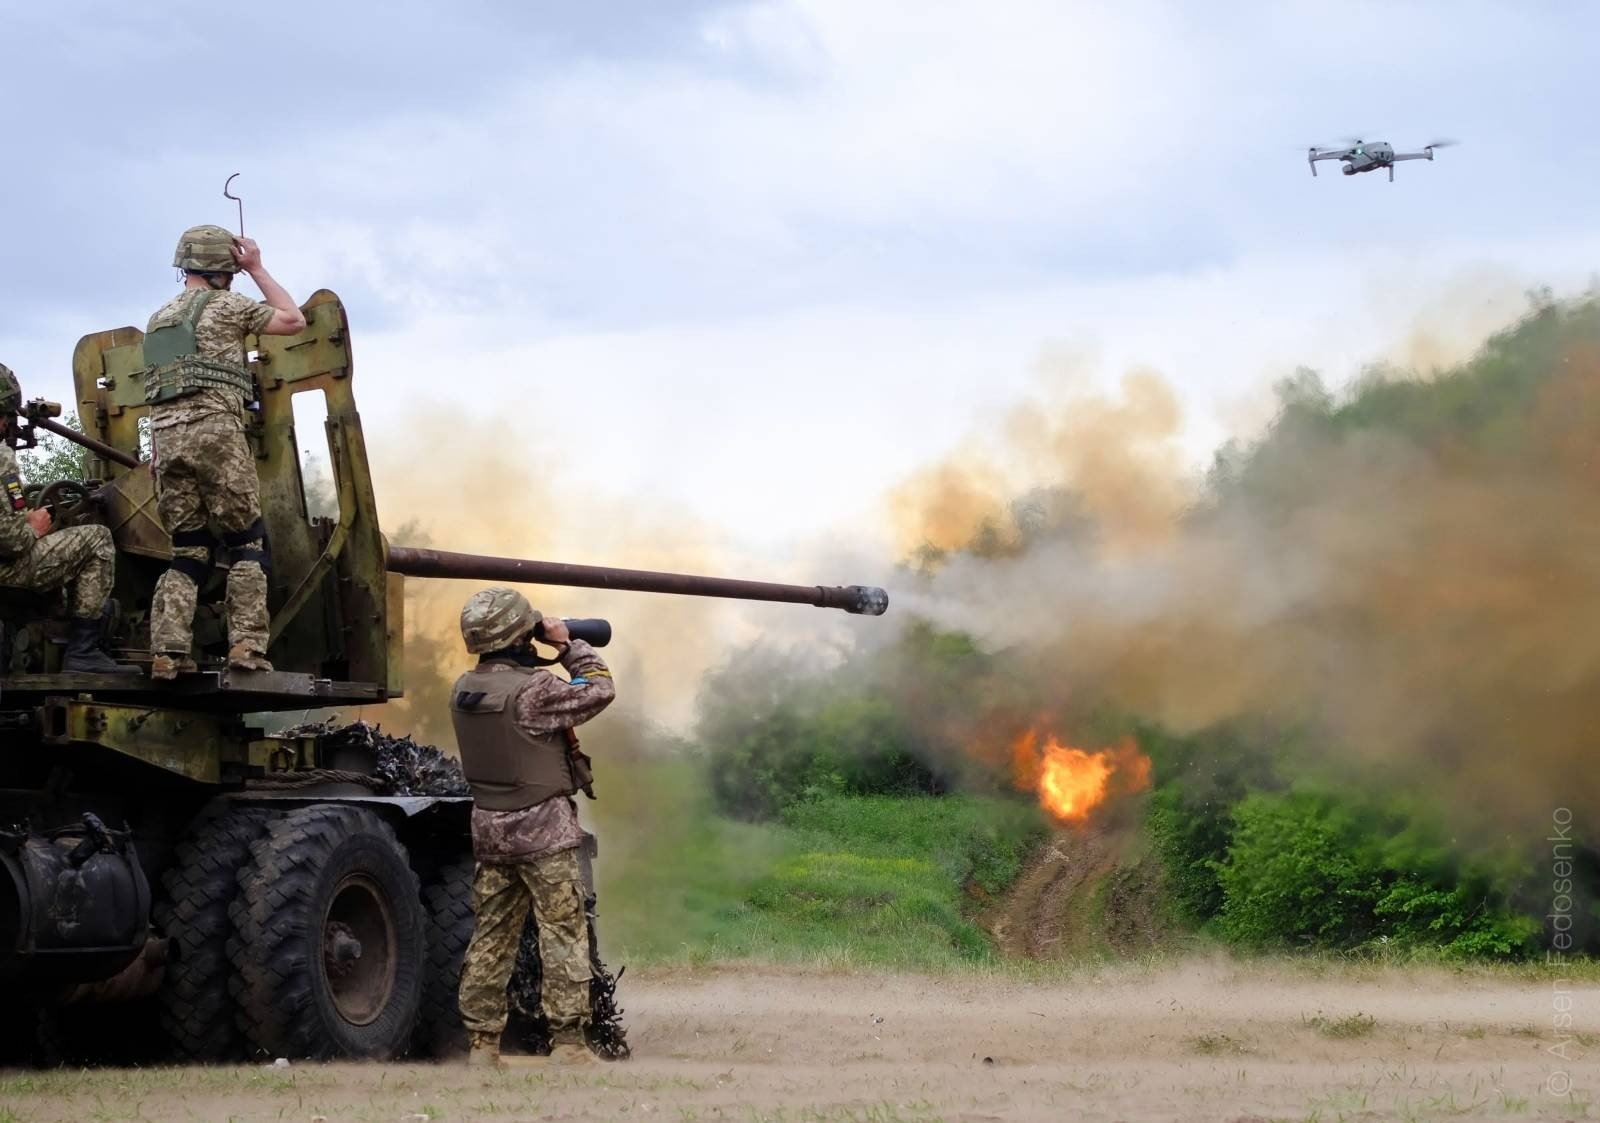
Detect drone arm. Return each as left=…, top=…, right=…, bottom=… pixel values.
left=1389, top=150, right=1434, bottom=163
left=1306, top=149, right=1350, bottom=178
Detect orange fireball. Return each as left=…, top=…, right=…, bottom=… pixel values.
left=1011, top=729, right=1151, bottom=825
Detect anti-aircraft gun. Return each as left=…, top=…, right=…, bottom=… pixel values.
left=0, top=291, right=888, bottom=1063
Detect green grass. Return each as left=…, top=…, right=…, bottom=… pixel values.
left=1303, top=1011, right=1378, bottom=1039
left=592, top=758, right=1045, bottom=968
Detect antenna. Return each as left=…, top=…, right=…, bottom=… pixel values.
left=223, top=173, right=244, bottom=236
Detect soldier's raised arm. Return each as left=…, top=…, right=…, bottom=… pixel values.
left=231, top=237, right=306, bottom=335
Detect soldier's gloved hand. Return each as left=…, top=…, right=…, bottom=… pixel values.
left=26, top=507, right=51, bottom=537
left=538, top=617, right=571, bottom=647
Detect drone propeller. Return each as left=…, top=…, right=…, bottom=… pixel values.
left=1424, top=138, right=1460, bottom=149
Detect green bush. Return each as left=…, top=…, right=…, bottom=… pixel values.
left=1214, top=791, right=1378, bottom=946
left=1137, top=722, right=1282, bottom=924
left=703, top=693, right=944, bottom=818
left=1213, top=791, right=1539, bottom=958
left=698, top=621, right=994, bottom=819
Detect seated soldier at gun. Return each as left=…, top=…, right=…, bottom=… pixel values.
left=0, top=365, right=135, bottom=673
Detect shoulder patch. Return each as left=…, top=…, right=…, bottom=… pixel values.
left=2, top=471, right=24, bottom=513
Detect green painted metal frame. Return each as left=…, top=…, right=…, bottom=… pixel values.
left=67, top=290, right=395, bottom=690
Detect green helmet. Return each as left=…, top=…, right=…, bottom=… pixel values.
left=460, top=586, right=542, bottom=654
left=172, top=224, right=240, bottom=274
left=0, top=363, right=19, bottom=413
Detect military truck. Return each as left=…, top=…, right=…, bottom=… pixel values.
left=0, top=291, right=888, bottom=1063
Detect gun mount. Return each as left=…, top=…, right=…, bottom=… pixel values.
left=0, top=290, right=888, bottom=1064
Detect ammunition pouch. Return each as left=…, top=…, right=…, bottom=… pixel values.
left=143, top=359, right=255, bottom=405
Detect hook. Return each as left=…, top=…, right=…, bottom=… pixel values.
left=223, top=173, right=244, bottom=236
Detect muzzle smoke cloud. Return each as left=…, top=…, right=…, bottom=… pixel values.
left=894, top=295, right=1600, bottom=829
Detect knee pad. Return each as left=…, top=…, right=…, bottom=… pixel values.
left=167, top=555, right=211, bottom=584
left=222, top=517, right=272, bottom=577
left=167, top=526, right=215, bottom=584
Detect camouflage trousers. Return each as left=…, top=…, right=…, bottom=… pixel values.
left=458, top=846, right=593, bottom=1045
left=150, top=410, right=268, bottom=655
left=0, top=524, right=115, bottom=618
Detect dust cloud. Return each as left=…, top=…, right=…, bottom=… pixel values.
left=358, top=408, right=775, bottom=750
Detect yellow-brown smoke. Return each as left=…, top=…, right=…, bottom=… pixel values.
left=360, top=407, right=762, bottom=751
left=889, top=360, right=1189, bottom=559
left=896, top=306, right=1600, bottom=828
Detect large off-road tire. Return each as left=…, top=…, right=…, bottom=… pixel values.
left=0, top=1002, right=39, bottom=1066
left=228, top=805, right=425, bottom=1059
left=416, top=852, right=475, bottom=1058
left=154, top=805, right=275, bottom=1060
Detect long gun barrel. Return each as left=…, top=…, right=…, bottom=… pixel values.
left=384, top=544, right=890, bottom=615
left=18, top=399, right=142, bottom=470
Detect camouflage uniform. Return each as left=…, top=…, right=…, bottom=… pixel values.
left=146, top=290, right=274, bottom=657
left=0, top=444, right=116, bottom=617
left=455, top=638, right=615, bottom=1048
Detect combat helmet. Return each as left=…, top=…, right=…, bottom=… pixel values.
left=460, top=586, right=542, bottom=654
left=172, top=224, right=240, bottom=274
left=0, top=363, right=18, bottom=413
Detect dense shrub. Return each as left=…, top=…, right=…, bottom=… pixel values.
left=1213, top=790, right=1540, bottom=958
left=704, top=693, right=944, bottom=818
left=697, top=621, right=989, bottom=819
left=1138, top=722, right=1281, bottom=923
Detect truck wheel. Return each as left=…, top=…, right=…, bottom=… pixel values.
left=229, top=805, right=425, bottom=1059
left=155, top=805, right=275, bottom=1060
left=416, top=852, right=475, bottom=1057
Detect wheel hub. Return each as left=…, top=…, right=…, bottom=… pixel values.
left=321, top=873, right=398, bottom=1026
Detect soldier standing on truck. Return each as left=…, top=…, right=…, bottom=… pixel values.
left=0, top=365, right=136, bottom=673
left=451, top=586, right=616, bottom=1067
left=144, top=225, right=306, bottom=680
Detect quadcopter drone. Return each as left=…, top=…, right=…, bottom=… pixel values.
left=1307, top=138, right=1456, bottom=181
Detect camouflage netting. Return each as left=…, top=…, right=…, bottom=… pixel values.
left=274, top=719, right=630, bottom=1058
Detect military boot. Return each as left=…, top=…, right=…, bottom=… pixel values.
left=466, top=1035, right=502, bottom=1068
left=150, top=652, right=198, bottom=681
left=548, top=1042, right=600, bottom=1065
left=63, top=617, right=139, bottom=674
left=227, top=644, right=274, bottom=673
left=547, top=1028, right=600, bottom=1065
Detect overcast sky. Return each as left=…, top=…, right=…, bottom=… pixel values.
left=2, top=0, right=1595, bottom=562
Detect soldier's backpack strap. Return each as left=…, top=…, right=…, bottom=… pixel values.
left=142, top=290, right=257, bottom=405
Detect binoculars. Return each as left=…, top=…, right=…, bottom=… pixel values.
left=533, top=617, right=612, bottom=648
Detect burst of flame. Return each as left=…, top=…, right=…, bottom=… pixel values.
left=1011, top=729, right=1152, bottom=825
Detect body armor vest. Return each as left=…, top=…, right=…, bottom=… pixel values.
left=450, top=661, right=578, bottom=811
left=142, top=291, right=256, bottom=405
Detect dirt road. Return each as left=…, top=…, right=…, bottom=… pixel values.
left=1, top=960, right=1592, bottom=1122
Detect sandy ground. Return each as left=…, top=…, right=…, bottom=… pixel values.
left=0, top=961, right=1594, bottom=1122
